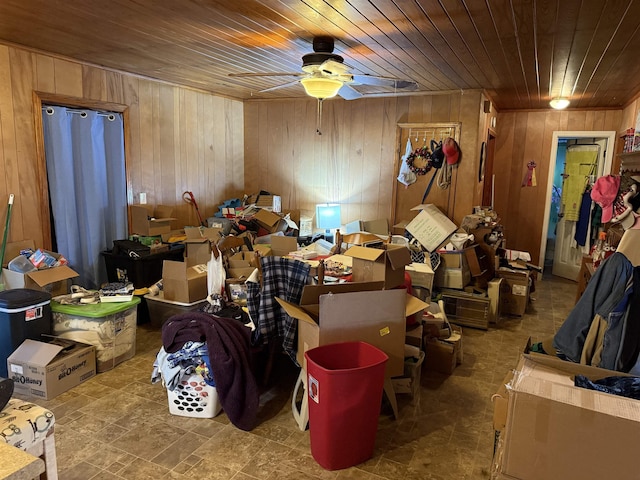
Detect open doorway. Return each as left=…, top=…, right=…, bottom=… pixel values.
left=42, top=105, right=127, bottom=289
left=540, top=131, right=616, bottom=281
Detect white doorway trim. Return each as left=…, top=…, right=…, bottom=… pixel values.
left=539, top=130, right=617, bottom=276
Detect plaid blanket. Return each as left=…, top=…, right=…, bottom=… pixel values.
left=246, top=255, right=310, bottom=364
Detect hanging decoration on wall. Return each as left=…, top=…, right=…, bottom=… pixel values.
left=406, top=146, right=433, bottom=176
left=397, top=137, right=417, bottom=186
left=478, top=142, right=486, bottom=182
left=522, top=161, right=537, bottom=187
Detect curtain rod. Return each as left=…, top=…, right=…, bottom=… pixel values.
left=42, top=105, right=117, bottom=121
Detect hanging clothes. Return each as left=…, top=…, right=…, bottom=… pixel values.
left=553, top=252, right=634, bottom=366
left=574, top=189, right=593, bottom=247
left=397, top=137, right=417, bottom=186
left=561, top=146, right=599, bottom=222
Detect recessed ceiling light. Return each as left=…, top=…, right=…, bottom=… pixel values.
left=549, top=97, right=570, bottom=110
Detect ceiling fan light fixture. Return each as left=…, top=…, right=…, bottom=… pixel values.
left=549, top=97, right=570, bottom=110
left=301, top=77, right=343, bottom=99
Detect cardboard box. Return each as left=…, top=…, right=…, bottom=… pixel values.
left=227, top=251, right=258, bottom=269
left=439, top=248, right=471, bottom=269
left=405, top=204, right=457, bottom=252
left=391, top=350, right=425, bottom=397
left=225, top=251, right=259, bottom=282
left=8, top=338, right=96, bottom=400
left=496, top=353, right=640, bottom=480
left=185, top=226, right=223, bottom=243
left=345, top=244, right=412, bottom=289
left=434, top=247, right=474, bottom=290
left=405, top=262, right=434, bottom=292
left=344, top=219, right=389, bottom=236
left=275, top=281, right=428, bottom=378
left=2, top=240, right=79, bottom=297
left=130, top=204, right=175, bottom=236
left=433, top=265, right=471, bottom=290
left=270, top=236, right=298, bottom=257
left=423, top=324, right=462, bottom=374
left=184, top=241, right=211, bottom=268
left=2, top=265, right=79, bottom=298
left=496, top=269, right=530, bottom=316
left=162, top=260, right=208, bottom=303
left=252, top=244, right=272, bottom=257
left=181, top=226, right=224, bottom=273
left=253, top=209, right=286, bottom=233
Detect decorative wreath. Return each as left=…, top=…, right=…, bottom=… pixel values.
left=406, top=146, right=433, bottom=176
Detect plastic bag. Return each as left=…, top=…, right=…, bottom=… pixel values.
left=207, top=248, right=226, bottom=301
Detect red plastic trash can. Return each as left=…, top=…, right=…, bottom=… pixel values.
left=304, top=341, right=388, bottom=470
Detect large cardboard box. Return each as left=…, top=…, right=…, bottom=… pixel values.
left=8, top=338, right=96, bottom=400
left=495, top=353, right=640, bottom=480
left=275, top=282, right=428, bottom=378
left=496, top=269, right=530, bottom=316
left=162, top=261, right=208, bottom=303
left=345, top=244, right=412, bottom=289
left=130, top=204, right=175, bottom=236
left=405, top=204, right=457, bottom=252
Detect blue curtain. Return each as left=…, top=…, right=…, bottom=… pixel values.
left=42, top=106, right=127, bottom=289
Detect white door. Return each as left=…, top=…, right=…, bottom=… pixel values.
left=552, top=140, right=606, bottom=280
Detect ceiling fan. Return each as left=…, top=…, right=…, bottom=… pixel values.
left=228, top=36, right=418, bottom=101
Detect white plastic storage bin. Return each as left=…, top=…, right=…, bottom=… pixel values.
left=144, top=292, right=206, bottom=328
left=167, top=373, right=222, bottom=418
left=51, top=297, right=140, bottom=372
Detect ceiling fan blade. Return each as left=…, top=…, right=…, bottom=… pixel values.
left=228, top=72, right=304, bottom=78
left=259, top=80, right=301, bottom=93
left=352, top=74, right=417, bottom=90
left=337, top=84, right=363, bottom=100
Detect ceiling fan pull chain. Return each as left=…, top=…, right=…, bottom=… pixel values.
left=316, top=99, right=323, bottom=135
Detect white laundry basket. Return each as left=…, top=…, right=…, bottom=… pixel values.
left=167, top=373, right=222, bottom=418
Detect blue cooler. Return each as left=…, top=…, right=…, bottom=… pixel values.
left=0, top=289, right=52, bottom=377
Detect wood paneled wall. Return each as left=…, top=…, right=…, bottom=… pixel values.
left=493, top=109, right=622, bottom=266
left=0, top=44, right=244, bottom=251
left=244, top=90, right=489, bottom=229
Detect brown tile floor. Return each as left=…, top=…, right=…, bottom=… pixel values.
left=29, top=273, right=577, bottom=480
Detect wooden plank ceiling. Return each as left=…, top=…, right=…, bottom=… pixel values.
left=1, top=0, right=640, bottom=110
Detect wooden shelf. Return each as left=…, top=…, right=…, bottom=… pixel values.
left=617, top=151, right=640, bottom=173
left=616, top=151, right=640, bottom=159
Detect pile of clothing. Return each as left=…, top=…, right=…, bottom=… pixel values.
left=151, top=311, right=259, bottom=431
